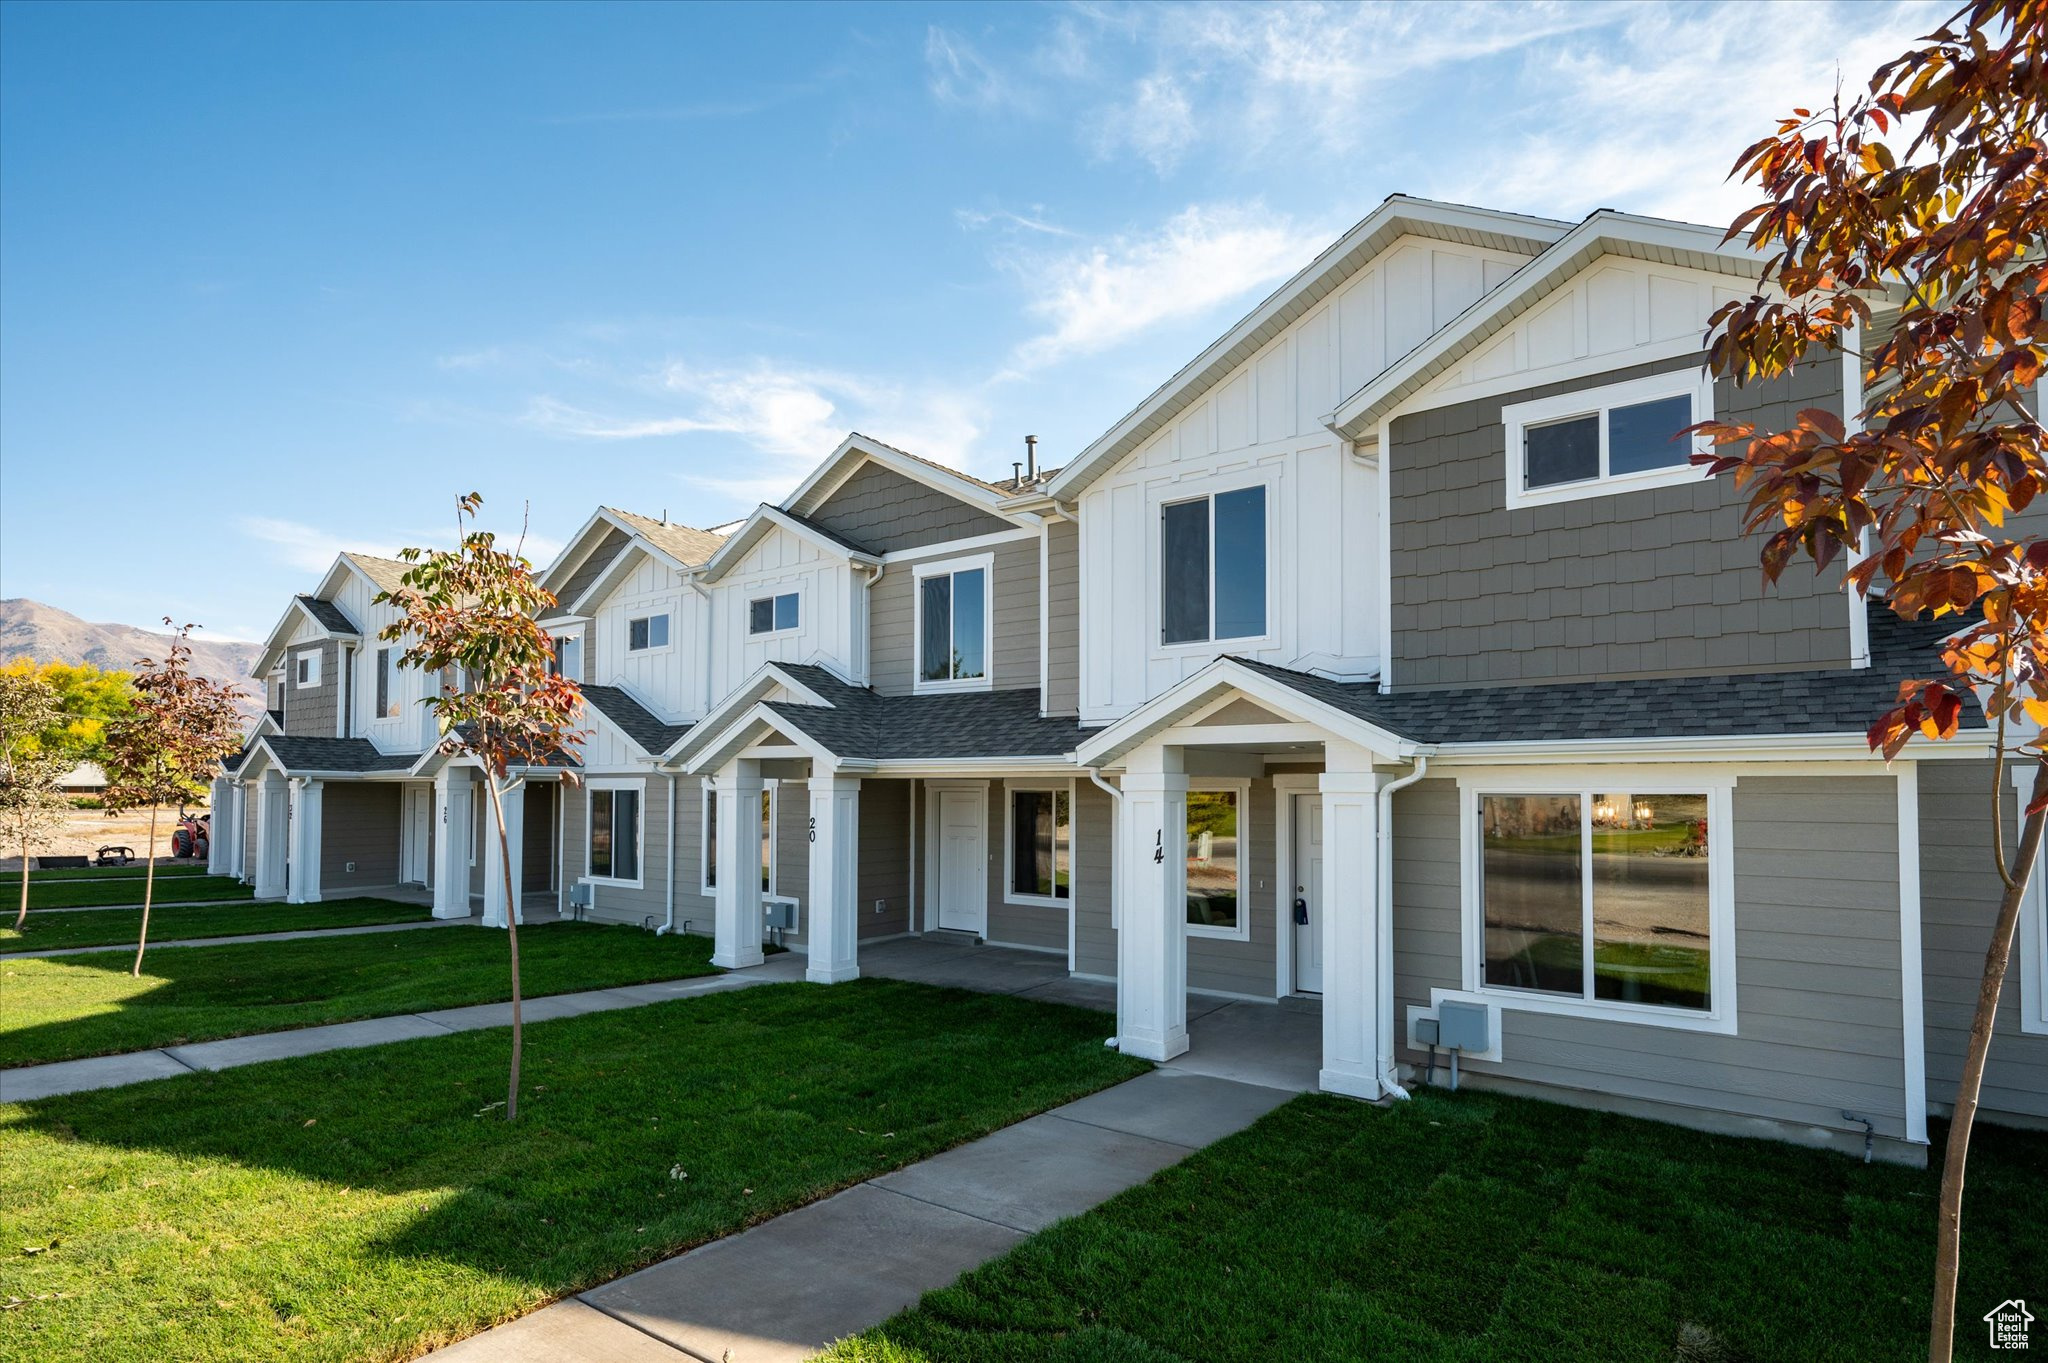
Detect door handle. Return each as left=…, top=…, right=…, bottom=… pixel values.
left=1292, top=896, right=1309, bottom=925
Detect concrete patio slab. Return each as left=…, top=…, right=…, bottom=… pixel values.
left=1055, top=1069, right=1295, bottom=1148
left=873, top=1110, right=1189, bottom=1233
left=429, top=1300, right=691, bottom=1362
left=1010, top=975, right=1116, bottom=1012
left=585, top=1182, right=1027, bottom=1363
left=1166, top=1000, right=1323, bottom=1093
left=0, top=1049, right=195, bottom=1102
left=165, top=1014, right=458, bottom=1070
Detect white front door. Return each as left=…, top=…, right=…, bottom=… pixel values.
left=403, top=787, right=432, bottom=886
left=1293, top=793, right=1324, bottom=994
left=935, top=787, right=986, bottom=934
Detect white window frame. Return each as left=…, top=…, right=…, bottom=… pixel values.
left=913, top=552, right=995, bottom=695
left=2011, top=767, right=2048, bottom=1035
left=583, top=777, right=647, bottom=889
left=1502, top=369, right=1716, bottom=511
left=294, top=648, right=322, bottom=689
left=375, top=647, right=402, bottom=720
left=760, top=779, right=779, bottom=896
left=1185, top=777, right=1253, bottom=942
left=1148, top=470, right=1279, bottom=658
left=699, top=777, right=718, bottom=896
left=1004, top=779, right=1075, bottom=908
left=746, top=589, right=802, bottom=640
left=551, top=627, right=585, bottom=683
left=626, top=612, right=672, bottom=655
left=1454, top=770, right=1737, bottom=1034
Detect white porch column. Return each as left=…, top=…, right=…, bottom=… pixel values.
left=221, top=781, right=245, bottom=882
left=286, top=778, right=324, bottom=904
left=206, top=777, right=232, bottom=874
left=1319, top=740, right=1383, bottom=1100
left=1116, top=745, right=1189, bottom=1062
left=432, top=768, right=475, bottom=920
left=711, top=759, right=765, bottom=969
left=253, top=772, right=289, bottom=898
left=806, top=772, right=862, bottom=984
left=480, top=778, right=525, bottom=928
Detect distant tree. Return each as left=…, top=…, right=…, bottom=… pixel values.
left=1693, top=2, right=2045, bottom=1356
left=374, top=494, right=584, bottom=1122
left=0, top=660, right=136, bottom=769
left=1, top=670, right=73, bottom=929
left=99, top=623, right=246, bottom=976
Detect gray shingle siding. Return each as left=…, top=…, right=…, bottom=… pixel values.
left=1388, top=353, right=1851, bottom=689
left=559, top=526, right=630, bottom=613
left=283, top=640, right=341, bottom=738
left=869, top=537, right=1039, bottom=696
left=1071, top=779, right=1117, bottom=977
left=804, top=462, right=1013, bottom=555
left=859, top=779, right=913, bottom=940
left=1391, top=774, right=1913, bottom=1143
left=1920, top=759, right=2048, bottom=1123
left=1044, top=520, right=1080, bottom=717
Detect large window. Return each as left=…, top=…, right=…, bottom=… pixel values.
left=627, top=613, right=670, bottom=652
left=1161, top=485, right=1267, bottom=646
left=294, top=650, right=321, bottom=688
left=1185, top=784, right=1246, bottom=938
left=375, top=647, right=401, bottom=719
left=700, top=781, right=718, bottom=894
left=587, top=783, right=643, bottom=883
left=748, top=592, right=799, bottom=636
left=1478, top=790, right=1715, bottom=1014
left=551, top=634, right=582, bottom=681
left=1503, top=372, right=1713, bottom=509
left=917, top=557, right=990, bottom=691
left=760, top=786, right=776, bottom=893
left=1009, top=786, right=1071, bottom=903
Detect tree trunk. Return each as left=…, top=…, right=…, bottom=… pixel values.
left=15, top=835, right=28, bottom=930
left=132, top=803, right=160, bottom=977
left=484, top=776, right=523, bottom=1122
left=1929, top=759, right=2048, bottom=1362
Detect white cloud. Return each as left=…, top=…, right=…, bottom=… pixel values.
left=237, top=516, right=561, bottom=578
left=925, top=27, right=1019, bottom=110
left=1095, top=73, right=1196, bottom=173
left=955, top=205, right=1077, bottom=237
left=1007, top=202, right=1325, bottom=370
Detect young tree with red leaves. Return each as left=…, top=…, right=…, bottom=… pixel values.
left=375, top=493, right=584, bottom=1122
left=1695, top=2, right=2045, bottom=1355
left=100, top=623, right=247, bottom=976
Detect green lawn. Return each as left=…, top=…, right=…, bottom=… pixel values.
left=18, top=875, right=252, bottom=910
left=0, top=922, right=722, bottom=1068
left=0, top=898, right=434, bottom=954
left=828, top=1089, right=2047, bottom=1363
left=0, top=979, right=1149, bottom=1363
left=1, top=864, right=209, bottom=883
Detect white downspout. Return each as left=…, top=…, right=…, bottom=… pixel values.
left=1376, top=754, right=1428, bottom=1098
left=1085, top=767, right=1124, bottom=1049
left=657, top=769, right=678, bottom=934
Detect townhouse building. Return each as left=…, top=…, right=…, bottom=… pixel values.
left=215, top=195, right=2047, bottom=1164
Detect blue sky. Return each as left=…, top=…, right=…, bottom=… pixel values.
left=0, top=0, right=1940, bottom=643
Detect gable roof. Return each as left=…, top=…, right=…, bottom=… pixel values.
left=339, top=553, right=410, bottom=594
left=603, top=508, right=730, bottom=567
left=581, top=684, right=693, bottom=756
left=239, top=734, right=418, bottom=778
left=1044, top=196, right=1572, bottom=501
left=296, top=595, right=360, bottom=634
left=1327, top=209, right=1762, bottom=440
left=783, top=431, right=1014, bottom=519
left=696, top=504, right=882, bottom=583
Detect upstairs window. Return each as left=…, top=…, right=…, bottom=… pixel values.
left=1161, top=485, right=1267, bottom=646
left=375, top=647, right=401, bottom=718
left=916, top=557, right=990, bottom=691
left=748, top=592, right=799, bottom=636
left=551, top=634, right=582, bottom=681
left=627, top=613, right=670, bottom=652
left=1503, top=372, right=1713, bottom=509
left=294, top=650, right=321, bottom=688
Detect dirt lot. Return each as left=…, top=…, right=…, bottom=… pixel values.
left=2, top=804, right=206, bottom=870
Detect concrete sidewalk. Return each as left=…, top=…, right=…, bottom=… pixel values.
left=2, top=916, right=463, bottom=960
left=0, top=955, right=808, bottom=1103
left=428, top=1069, right=1296, bottom=1363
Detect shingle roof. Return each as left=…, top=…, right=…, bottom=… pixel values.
left=297, top=595, right=360, bottom=634
left=848, top=431, right=1008, bottom=495
left=259, top=735, right=417, bottom=774
left=774, top=508, right=881, bottom=558
left=605, top=509, right=729, bottom=566
left=342, top=553, right=411, bottom=594
left=762, top=665, right=1089, bottom=761
left=1234, top=609, right=1975, bottom=746
left=582, top=685, right=694, bottom=755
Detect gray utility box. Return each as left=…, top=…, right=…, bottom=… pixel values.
left=762, top=897, right=799, bottom=931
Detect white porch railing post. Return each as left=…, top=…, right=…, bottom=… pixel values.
left=1116, top=744, right=1189, bottom=1062
left=806, top=771, right=863, bottom=983
left=481, top=777, right=525, bottom=929
left=286, top=778, right=324, bottom=905
left=711, top=759, right=766, bottom=969
left=432, top=769, right=475, bottom=920
left=1319, top=739, right=1382, bottom=1099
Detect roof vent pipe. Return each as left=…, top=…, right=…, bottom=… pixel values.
left=1025, top=434, right=1039, bottom=480
left=1013, top=461, right=1023, bottom=486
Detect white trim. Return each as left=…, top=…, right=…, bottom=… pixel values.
left=1843, top=319, right=1872, bottom=669
left=549, top=624, right=586, bottom=684
left=699, top=776, right=718, bottom=896
left=1455, top=770, right=1738, bottom=1034
left=294, top=648, right=322, bottom=689
left=2010, top=765, right=2048, bottom=1035
left=1374, top=419, right=1393, bottom=694
left=1037, top=518, right=1051, bottom=720
left=1185, top=777, right=1253, bottom=942
left=583, top=776, right=647, bottom=889
left=1149, top=471, right=1277, bottom=656
left=1897, top=763, right=1930, bottom=1142
left=1395, top=335, right=1710, bottom=419
left=626, top=610, right=674, bottom=655
left=785, top=432, right=1018, bottom=520
left=1271, top=771, right=1322, bottom=998
left=759, top=780, right=779, bottom=898
left=1502, top=368, right=1715, bottom=510
left=697, top=503, right=883, bottom=583
left=1002, top=778, right=1076, bottom=909
left=878, top=527, right=1036, bottom=562
left=912, top=552, right=996, bottom=695
left=745, top=588, right=803, bottom=640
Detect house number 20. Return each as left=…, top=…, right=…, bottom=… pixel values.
left=808, top=817, right=816, bottom=843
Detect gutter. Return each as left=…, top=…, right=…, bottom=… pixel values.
left=657, top=770, right=678, bottom=934
left=1376, top=755, right=1429, bottom=1099
left=1085, top=768, right=1124, bottom=1050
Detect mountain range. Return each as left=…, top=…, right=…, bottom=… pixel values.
left=0, top=598, right=264, bottom=715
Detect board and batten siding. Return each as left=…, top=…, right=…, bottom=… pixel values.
left=330, top=570, right=437, bottom=753
left=1386, top=354, right=1851, bottom=689
left=1044, top=519, right=1080, bottom=716
left=804, top=462, right=1013, bottom=555
left=1390, top=774, right=1913, bottom=1142
left=318, top=782, right=401, bottom=891
left=870, top=537, right=1039, bottom=697
left=1919, top=760, right=2048, bottom=1122
left=708, top=527, right=865, bottom=699
left=588, top=551, right=709, bottom=724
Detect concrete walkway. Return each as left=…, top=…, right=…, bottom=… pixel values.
left=429, top=1069, right=1297, bottom=1363
left=15, top=897, right=269, bottom=913
left=0, top=954, right=809, bottom=1103
left=1, top=916, right=464, bottom=960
